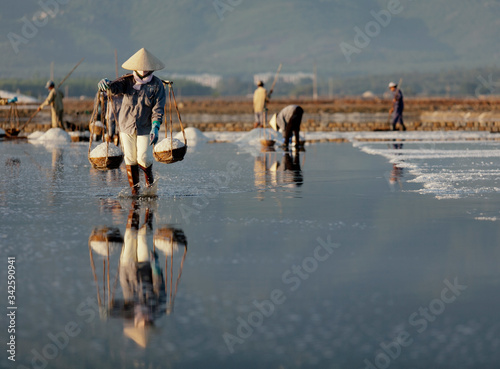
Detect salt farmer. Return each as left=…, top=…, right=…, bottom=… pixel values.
left=253, top=80, right=269, bottom=128
left=37, top=80, right=65, bottom=129
left=274, top=105, right=304, bottom=149
left=388, top=82, right=406, bottom=131
left=98, top=48, right=166, bottom=196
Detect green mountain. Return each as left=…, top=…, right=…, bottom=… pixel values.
left=1, top=0, right=499, bottom=80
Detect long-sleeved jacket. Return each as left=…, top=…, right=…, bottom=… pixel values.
left=392, top=89, right=404, bottom=113
left=109, top=74, right=166, bottom=135
left=253, top=86, right=268, bottom=113
left=40, top=88, right=64, bottom=113
left=276, top=105, right=300, bottom=132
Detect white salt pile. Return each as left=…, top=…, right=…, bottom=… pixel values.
left=91, top=120, right=105, bottom=129
left=0, top=90, right=38, bottom=103
left=30, top=128, right=72, bottom=143
left=154, top=138, right=186, bottom=152
left=89, top=143, right=123, bottom=158
left=235, top=128, right=283, bottom=146
left=27, top=131, right=44, bottom=140
left=174, top=127, right=207, bottom=146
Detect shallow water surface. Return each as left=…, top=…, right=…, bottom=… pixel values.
left=1, top=136, right=500, bottom=369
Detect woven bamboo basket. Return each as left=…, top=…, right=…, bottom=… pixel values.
left=154, top=81, right=188, bottom=165
left=89, top=154, right=123, bottom=170
left=87, top=91, right=123, bottom=170
left=260, top=139, right=275, bottom=147
left=153, top=144, right=187, bottom=164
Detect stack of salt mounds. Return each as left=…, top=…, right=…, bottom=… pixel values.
left=154, top=136, right=187, bottom=164
left=89, top=142, right=123, bottom=170
left=29, top=128, right=72, bottom=143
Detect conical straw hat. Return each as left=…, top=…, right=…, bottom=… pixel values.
left=269, top=113, right=278, bottom=131
left=122, top=48, right=165, bottom=71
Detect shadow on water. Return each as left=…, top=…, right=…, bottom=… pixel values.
left=88, top=200, right=188, bottom=348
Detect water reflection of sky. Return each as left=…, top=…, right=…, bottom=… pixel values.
left=1, top=136, right=500, bottom=368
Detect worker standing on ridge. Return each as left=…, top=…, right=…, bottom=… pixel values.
left=98, top=48, right=166, bottom=196
left=253, top=80, right=269, bottom=128
left=388, top=82, right=406, bottom=131
left=37, top=80, right=65, bottom=129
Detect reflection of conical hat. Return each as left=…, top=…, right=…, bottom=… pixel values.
left=269, top=114, right=277, bottom=131
left=123, top=325, right=149, bottom=348
left=122, top=48, right=165, bottom=71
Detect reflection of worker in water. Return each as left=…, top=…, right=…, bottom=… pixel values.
left=153, top=225, right=188, bottom=314
left=88, top=201, right=189, bottom=348
left=37, top=80, right=65, bottom=129
left=273, top=105, right=304, bottom=149
left=388, top=139, right=404, bottom=188
left=282, top=151, right=303, bottom=187
left=388, top=82, right=406, bottom=131
left=390, top=164, right=404, bottom=187
left=110, top=203, right=165, bottom=346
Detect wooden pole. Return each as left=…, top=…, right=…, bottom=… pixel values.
left=313, top=62, right=318, bottom=101
left=268, top=63, right=282, bottom=98
left=56, top=57, right=84, bottom=89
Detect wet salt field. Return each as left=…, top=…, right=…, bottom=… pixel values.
left=2, top=129, right=500, bottom=369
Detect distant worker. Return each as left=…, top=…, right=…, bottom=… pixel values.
left=98, top=48, right=166, bottom=196
left=0, top=96, right=17, bottom=105
left=388, top=82, right=406, bottom=131
left=272, top=105, right=304, bottom=150
left=253, top=80, right=269, bottom=128
left=37, top=80, right=65, bottom=129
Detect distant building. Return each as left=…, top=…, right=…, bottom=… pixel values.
left=167, top=74, right=222, bottom=89
left=362, top=91, right=376, bottom=99
left=253, top=72, right=314, bottom=86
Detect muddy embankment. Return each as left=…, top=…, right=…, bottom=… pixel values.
left=3, top=97, right=500, bottom=133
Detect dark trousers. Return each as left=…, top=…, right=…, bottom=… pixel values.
left=391, top=112, right=406, bottom=131
left=284, top=106, right=303, bottom=145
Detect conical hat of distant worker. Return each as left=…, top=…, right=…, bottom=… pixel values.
left=269, top=113, right=278, bottom=131
left=122, top=48, right=165, bottom=71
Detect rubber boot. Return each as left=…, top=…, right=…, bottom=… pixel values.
left=126, top=165, right=140, bottom=196
left=139, top=164, right=154, bottom=187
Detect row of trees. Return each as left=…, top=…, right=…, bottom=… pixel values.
left=1, top=67, right=499, bottom=99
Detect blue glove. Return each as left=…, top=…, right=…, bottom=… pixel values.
left=7, top=97, right=17, bottom=104
left=150, top=121, right=160, bottom=145
left=98, top=78, right=111, bottom=91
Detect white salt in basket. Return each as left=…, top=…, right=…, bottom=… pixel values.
left=153, top=138, right=187, bottom=164
left=89, top=142, right=124, bottom=170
